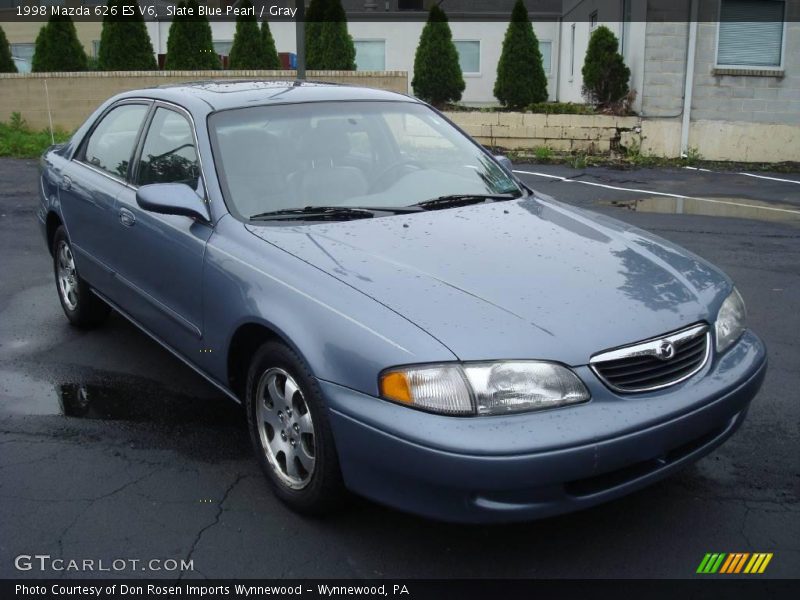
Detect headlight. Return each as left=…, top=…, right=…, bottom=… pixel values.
left=379, top=361, right=590, bottom=416
left=715, top=288, right=746, bottom=353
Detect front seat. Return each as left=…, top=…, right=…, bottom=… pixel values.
left=294, top=120, right=368, bottom=205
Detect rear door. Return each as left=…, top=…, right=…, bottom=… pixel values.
left=60, top=102, right=150, bottom=291
left=109, top=103, right=212, bottom=358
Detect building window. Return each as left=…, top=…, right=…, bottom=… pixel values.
left=213, top=41, right=233, bottom=57
left=717, top=0, right=785, bottom=68
left=621, top=0, right=631, bottom=54
left=10, top=43, right=35, bottom=73
left=354, top=40, right=386, bottom=71
left=454, top=40, right=480, bottom=75
left=590, top=11, right=598, bottom=29
left=539, top=40, right=552, bottom=75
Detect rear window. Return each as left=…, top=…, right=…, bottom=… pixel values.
left=82, top=104, right=149, bottom=179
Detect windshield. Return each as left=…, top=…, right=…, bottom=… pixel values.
left=208, top=101, right=521, bottom=220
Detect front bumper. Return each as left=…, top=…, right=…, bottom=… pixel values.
left=323, top=331, right=767, bottom=523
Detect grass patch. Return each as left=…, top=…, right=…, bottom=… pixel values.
left=0, top=113, right=71, bottom=159
left=527, top=102, right=596, bottom=115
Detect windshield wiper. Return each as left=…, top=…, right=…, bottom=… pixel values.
left=249, top=205, right=424, bottom=222
left=412, top=193, right=521, bottom=210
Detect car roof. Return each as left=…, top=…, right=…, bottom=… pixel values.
left=115, top=80, right=419, bottom=113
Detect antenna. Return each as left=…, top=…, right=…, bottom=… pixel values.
left=43, top=79, right=55, bottom=145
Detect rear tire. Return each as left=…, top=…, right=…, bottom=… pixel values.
left=245, top=341, right=346, bottom=515
left=52, top=226, right=110, bottom=328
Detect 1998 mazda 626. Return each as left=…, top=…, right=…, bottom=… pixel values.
left=38, top=81, right=767, bottom=522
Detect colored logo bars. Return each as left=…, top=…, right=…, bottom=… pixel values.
left=696, top=553, right=773, bottom=574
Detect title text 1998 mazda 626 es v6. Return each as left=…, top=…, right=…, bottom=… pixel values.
left=38, top=81, right=767, bottom=522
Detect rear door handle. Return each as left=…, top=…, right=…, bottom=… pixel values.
left=119, top=207, right=136, bottom=227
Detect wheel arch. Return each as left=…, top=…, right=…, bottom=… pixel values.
left=45, top=211, right=63, bottom=256
left=226, top=320, right=312, bottom=402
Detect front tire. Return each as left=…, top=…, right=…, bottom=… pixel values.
left=52, top=226, right=110, bottom=328
left=246, top=341, right=346, bottom=515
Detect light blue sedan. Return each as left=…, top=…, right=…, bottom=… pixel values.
left=38, top=82, right=766, bottom=522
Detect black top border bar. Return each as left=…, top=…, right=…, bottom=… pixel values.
left=2, top=0, right=799, bottom=23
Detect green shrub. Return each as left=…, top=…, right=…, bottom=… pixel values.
left=534, top=146, right=552, bottom=161
left=317, top=0, right=355, bottom=70
left=494, top=0, right=547, bottom=109
left=412, top=5, right=465, bottom=108
left=98, top=0, right=157, bottom=71
left=528, top=102, right=595, bottom=115
left=581, top=25, right=630, bottom=108
left=32, top=15, right=88, bottom=72
left=229, top=1, right=265, bottom=69
left=0, top=113, right=71, bottom=158
left=164, top=0, right=219, bottom=70
left=0, top=25, right=17, bottom=73
left=261, top=19, right=281, bottom=69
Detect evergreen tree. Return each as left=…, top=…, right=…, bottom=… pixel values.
left=98, top=0, right=157, bottom=71
left=229, top=1, right=266, bottom=69
left=581, top=25, right=630, bottom=108
left=318, top=0, right=355, bottom=70
left=261, top=19, right=282, bottom=69
left=411, top=5, right=464, bottom=108
left=32, top=14, right=88, bottom=72
left=164, top=0, right=219, bottom=70
left=164, top=1, right=188, bottom=69
left=0, top=25, right=17, bottom=73
left=494, top=0, right=547, bottom=109
left=305, top=0, right=329, bottom=70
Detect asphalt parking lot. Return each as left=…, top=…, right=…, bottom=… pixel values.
left=1, top=158, right=798, bottom=579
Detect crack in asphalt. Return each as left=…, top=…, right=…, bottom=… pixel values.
left=178, top=473, right=249, bottom=581
left=55, top=469, right=161, bottom=559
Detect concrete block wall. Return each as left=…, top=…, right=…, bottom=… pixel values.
left=640, top=20, right=689, bottom=117
left=0, top=71, right=409, bottom=130
left=446, top=111, right=640, bottom=153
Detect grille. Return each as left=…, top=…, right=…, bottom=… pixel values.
left=590, top=324, right=710, bottom=393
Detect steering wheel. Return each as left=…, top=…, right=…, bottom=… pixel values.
left=368, top=159, right=424, bottom=193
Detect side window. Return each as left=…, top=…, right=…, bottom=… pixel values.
left=83, top=104, right=148, bottom=179
left=137, top=108, right=199, bottom=188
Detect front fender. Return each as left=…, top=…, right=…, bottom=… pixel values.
left=200, top=216, right=457, bottom=397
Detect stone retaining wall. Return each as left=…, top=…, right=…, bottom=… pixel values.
left=0, top=70, right=408, bottom=130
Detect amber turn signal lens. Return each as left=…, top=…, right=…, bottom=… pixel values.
left=380, top=371, right=413, bottom=404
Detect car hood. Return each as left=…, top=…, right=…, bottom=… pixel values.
left=246, top=197, right=731, bottom=366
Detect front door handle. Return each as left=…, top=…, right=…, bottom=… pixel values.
left=119, top=207, right=136, bottom=227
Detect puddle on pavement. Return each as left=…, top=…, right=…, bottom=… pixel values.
left=0, top=369, right=244, bottom=427
left=611, top=196, right=800, bottom=225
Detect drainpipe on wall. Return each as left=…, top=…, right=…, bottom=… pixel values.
left=680, top=0, right=699, bottom=157
left=555, top=17, right=562, bottom=101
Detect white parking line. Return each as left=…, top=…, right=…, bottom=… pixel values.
left=737, top=172, right=800, bottom=185
left=513, top=169, right=800, bottom=215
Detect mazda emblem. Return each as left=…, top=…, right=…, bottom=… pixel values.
left=655, top=340, right=676, bottom=361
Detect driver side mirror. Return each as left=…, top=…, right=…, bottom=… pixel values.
left=494, top=155, right=514, bottom=173
left=136, top=183, right=210, bottom=223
